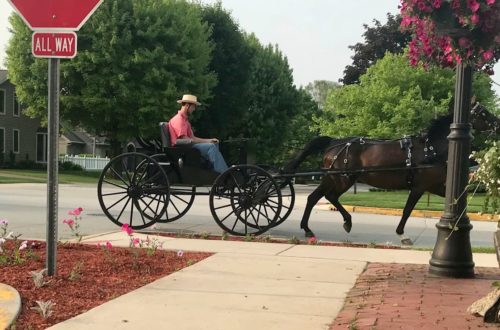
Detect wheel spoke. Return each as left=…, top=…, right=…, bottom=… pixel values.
left=115, top=196, right=131, bottom=223
left=141, top=171, right=163, bottom=186
left=171, top=194, right=189, bottom=205
left=129, top=198, right=135, bottom=226
left=248, top=206, right=260, bottom=229
left=101, top=191, right=128, bottom=197
left=121, top=158, right=133, bottom=183
left=105, top=194, right=129, bottom=212
left=103, top=179, right=128, bottom=190
left=110, top=166, right=129, bottom=187
left=213, top=203, right=233, bottom=211
left=169, top=197, right=181, bottom=215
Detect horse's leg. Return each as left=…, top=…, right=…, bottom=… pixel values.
left=396, top=189, right=424, bottom=246
left=300, top=184, right=327, bottom=238
left=324, top=177, right=355, bottom=233
left=325, top=194, right=352, bottom=233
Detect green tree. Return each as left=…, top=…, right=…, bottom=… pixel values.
left=315, top=52, right=496, bottom=139
left=6, top=0, right=216, bottom=155
left=243, top=35, right=304, bottom=164
left=195, top=2, right=253, bottom=140
left=341, top=13, right=411, bottom=85
left=304, top=80, right=339, bottom=110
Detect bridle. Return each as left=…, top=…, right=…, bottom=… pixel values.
left=470, top=102, right=499, bottom=136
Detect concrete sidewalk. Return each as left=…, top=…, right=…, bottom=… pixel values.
left=37, top=231, right=497, bottom=330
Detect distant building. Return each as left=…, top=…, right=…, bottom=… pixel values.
left=59, top=127, right=109, bottom=157
left=0, top=70, right=110, bottom=164
left=0, top=69, right=46, bottom=163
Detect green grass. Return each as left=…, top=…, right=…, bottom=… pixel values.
left=0, top=169, right=101, bottom=184
left=411, top=246, right=496, bottom=253
left=339, top=190, right=487, bottom=213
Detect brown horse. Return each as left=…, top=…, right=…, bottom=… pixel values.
left=284, top=103, right=499, bottom=245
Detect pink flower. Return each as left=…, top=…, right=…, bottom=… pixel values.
left=105, top=241, right=113, bottom=249
left=467, top=0, right=480, bottom=12
left=458, top=37, right=472, bottom=49
left=486, top=0, right=496, bottom=5
left=68, top=207, right=83, bottom=216
left=19, top=240, right=28, bottom=251
left=483, top=49, right=494, bottom=61
left=177, top=250, right=184, bottom=257
left=308, top=237, right=317, bottom=245
left=431, top=0, right=442, bottom=8
left=132, top=238, right=140, bottom=247
left=470, top=13, right=480, bottom=25
left=63, top=219, right=75, bottom=228
left=0, top=219, right=8, bottom=226
left=121, top=224, right=133, bottom=236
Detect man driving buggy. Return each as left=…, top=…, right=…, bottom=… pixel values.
left=168, top=94, right=229, bottom=173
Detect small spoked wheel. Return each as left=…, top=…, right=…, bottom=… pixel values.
left=209, top=165, right=282, bottom=236
left=150, top=154, right=196, bottom=223
left=97, top=152, right=170, bottom=230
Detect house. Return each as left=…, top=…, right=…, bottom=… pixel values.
left=0, top=70, right=110, bottom=165
left=59, top=127, right=109, bottom=157
left=0, top=69, right=46, bottom=164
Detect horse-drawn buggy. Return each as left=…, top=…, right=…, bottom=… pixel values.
left=97, top=121, right=295, bottom=236
left=98, top=102, right=499, bottom=243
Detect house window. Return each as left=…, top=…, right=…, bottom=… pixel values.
left=13, top=93, right=20, bottom=117
left=0, top=89, right=5, bottom=114
left=13, top=129, right=20, bottom=154
left=0, top=127, right=4, bottom=154
left=36, top=133, right=48, bottom=163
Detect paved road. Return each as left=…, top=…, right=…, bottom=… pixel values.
left=0, top=183, right=496, bottom=248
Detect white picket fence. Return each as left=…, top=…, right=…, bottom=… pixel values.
left=59, top=155, right=110, bottom=171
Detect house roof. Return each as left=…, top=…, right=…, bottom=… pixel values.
left=0, top=70, right=7, bottom=85
left=61, top=128, right=109, bottom=146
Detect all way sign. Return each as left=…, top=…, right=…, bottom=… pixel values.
left=32, top=32, right=77, bottom=58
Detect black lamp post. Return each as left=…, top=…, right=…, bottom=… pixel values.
left=429, top=63, right=475, bottom=278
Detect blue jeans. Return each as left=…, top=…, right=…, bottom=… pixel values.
left=193, top=143, right=228, bottom=173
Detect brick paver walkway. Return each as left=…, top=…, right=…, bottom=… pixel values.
left=331, top=263, right=500, bottom=329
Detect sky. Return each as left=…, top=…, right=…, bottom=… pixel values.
left=0, top=0, right=499, bottom=95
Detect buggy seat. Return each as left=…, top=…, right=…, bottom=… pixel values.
left=159, top=122, right=212, bottom=170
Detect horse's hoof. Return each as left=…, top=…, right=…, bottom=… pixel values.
left=401, top=238, right=413, bottom=246
left=304, top=230, right=316, bottom=238
left=343, top=222, right=352, bottom=233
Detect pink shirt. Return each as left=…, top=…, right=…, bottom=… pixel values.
left=168, top=110, right=193, bottom=145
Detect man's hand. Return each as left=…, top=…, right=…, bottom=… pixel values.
left=209, top=138, right=219, bottom=144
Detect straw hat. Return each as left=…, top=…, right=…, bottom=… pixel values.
left=177, top=94, right=201, bottom=105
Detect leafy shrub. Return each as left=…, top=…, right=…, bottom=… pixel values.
left=59, top=161, right=84, bottom=171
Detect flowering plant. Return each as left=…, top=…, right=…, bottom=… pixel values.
left=62, top=207, right=84, bottom=242
left=471, top=141, right=500, bottom=215
left=400, top=0, right=500, bottom=71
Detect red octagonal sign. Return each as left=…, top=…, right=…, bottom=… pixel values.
left=7, top=0, right=103, bottom=31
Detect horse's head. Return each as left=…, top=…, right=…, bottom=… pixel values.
left=470, top=101, right=500, bottom=135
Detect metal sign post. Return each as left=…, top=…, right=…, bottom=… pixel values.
left=7, top=0, right=104, bottom=277
left=46, top=58, right=60, bottom=276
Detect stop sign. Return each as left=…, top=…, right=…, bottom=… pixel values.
left=7, top=0, right=103, bottom=31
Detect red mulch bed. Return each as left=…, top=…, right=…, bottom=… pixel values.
left=143, top=231, right=403, bottom=250
left=0, top=241, right=211, bottom=329
left=331, top=263, right=500, bottom=329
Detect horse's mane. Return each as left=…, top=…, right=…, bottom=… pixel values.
left=424, top=114, right=452, bottom=140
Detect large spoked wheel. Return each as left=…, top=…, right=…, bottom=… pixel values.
left=150, top=154, right=196, bottom=223
left=98, top=152, right=170, bottom=230
left=209, top=165, right=282, bottom=236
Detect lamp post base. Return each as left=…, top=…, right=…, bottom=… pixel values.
left=429, top=217, right=475, bottom=278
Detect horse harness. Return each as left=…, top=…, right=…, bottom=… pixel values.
left=326, top=136, right=439, bottom=188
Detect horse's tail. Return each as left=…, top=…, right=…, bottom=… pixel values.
left=283, top=136, right=333, bottom=173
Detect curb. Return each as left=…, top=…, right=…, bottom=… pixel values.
left=326, top=204, right=499, bottom=222
left=0, top=283, right=21, bottom=329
